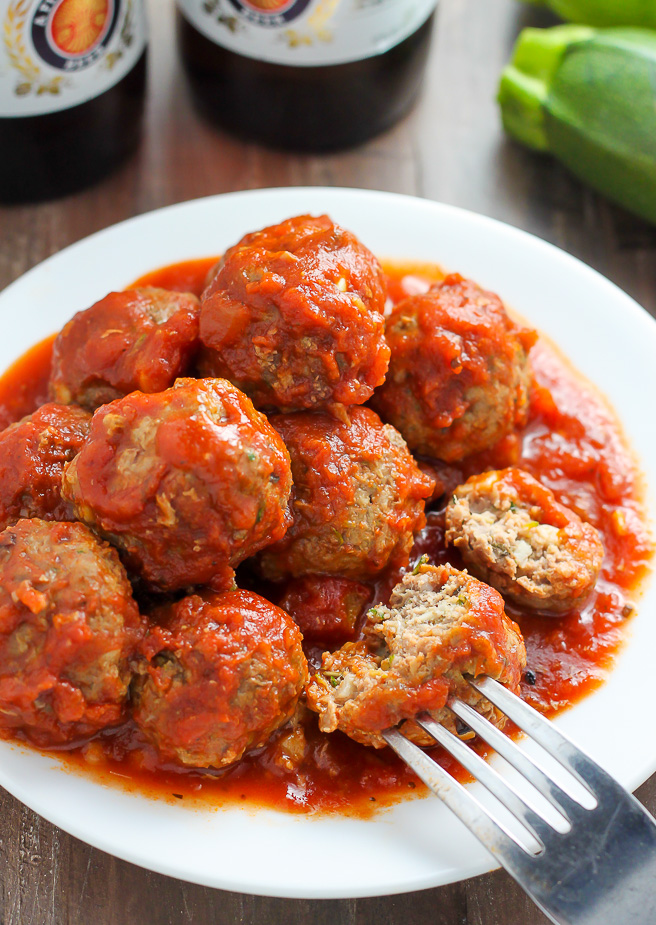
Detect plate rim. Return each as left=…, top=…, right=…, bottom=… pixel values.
left=0, top=186, right=654, bottom=899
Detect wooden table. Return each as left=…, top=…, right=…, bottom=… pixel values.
left=1, top=0, right=655, bottom=922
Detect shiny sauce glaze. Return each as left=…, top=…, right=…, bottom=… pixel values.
left=0, top=258, right=651, bottom=817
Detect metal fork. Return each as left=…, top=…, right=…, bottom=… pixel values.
left=383, top=676, right=656, bottom=925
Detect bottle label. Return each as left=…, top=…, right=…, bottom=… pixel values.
left=0, top=0, right=147, bottom=117
left=177, top=0, right=438, bottom=68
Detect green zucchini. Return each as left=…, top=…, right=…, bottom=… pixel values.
left=498, top=26, right=656, bottom=224
left=520, top=0, right=656, bottom=29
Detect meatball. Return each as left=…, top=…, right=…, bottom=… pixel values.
left=372, top=274, right=537, bottom=462
left=258, top=406, right=434, bottom=581
left=279, top=576, right=372, bottom=642
left=0, top=519, right=143, bottom=747
left=445, top=468, right=604, bottom=613
left=306, top=562, right=526, bottom=749
left=62, top=378, right=293, bottom=593
left=0, top=403, right=90, bottom=530
left=198, top=214, right=390, bottom=411
left=133, top=590, right=308, bottom=768
left=49, top=287, right=200, bottom=410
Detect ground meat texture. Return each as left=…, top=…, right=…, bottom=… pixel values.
left=306, top=562, right=526, bottom=749
left=198, top=214, right=390, bottom=411
left=372, top=274, right=537, bottom=462
left=279, top=576, right=372, bottom=643
left=445, top=468, right=604, bottom=613
left=0, top=403, right=90, bottom=530
left=0, top=519, right=143, bottom=747
left=62, top=378, right=292, bottom=593
left=132, top=590, right=308, bottom=768
left=258, top=406, right=434, bottom=581
left=49, top=287, right=200, bottom=411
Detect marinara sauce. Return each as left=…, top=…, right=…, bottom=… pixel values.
left=0, top=259, right=651, bottom=817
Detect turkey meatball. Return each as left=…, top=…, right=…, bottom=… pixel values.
left=133, top=590, right=308, bottom=768
left=0, top=403, right=90, bottom=530
left=62, top=378, right=292, bottom=593
left=306, top=562, right=526, bottom=748
left=0, top=519, right=143, bottom=747
left=372, top=274, right=537, bottom=462
left=198, top=214, right=390, bottom=411
left=258, top=406, right=433, bottom=581
left=445, top=468, right=604, bottom=613
left=49, top=287, right=200, bottom=410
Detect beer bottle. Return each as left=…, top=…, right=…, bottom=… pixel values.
left=176, top=0, right=438, bottom=152
left=0, top=0, right=148, bottom=204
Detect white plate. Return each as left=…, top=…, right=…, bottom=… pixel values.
left=0, top=188, right=654, bottom=899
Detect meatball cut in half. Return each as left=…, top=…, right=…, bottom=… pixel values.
left=445, top=468, right=604, bottom=614
left=49, top=287, right=200, bottom=411
left=0, top=519, right=144, bottom=747
left=0, top=403, right=90, bottom=531
left=258, top=406, right=434, bottom=581
left=306, top=562, right=526, bottom=749
left=63, top=378, right=293, bottom=593
left=133, top=590, right=308, bottom=768
left=372, top=274, right=537, bottom=462
left=199, top=214, right=390, bottom=411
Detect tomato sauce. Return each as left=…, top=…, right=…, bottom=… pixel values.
left=0, top=335, right=55, bottom=432
left=133, top=257, right=217, bottom=298
left=0, top=259, right=651, bottom=817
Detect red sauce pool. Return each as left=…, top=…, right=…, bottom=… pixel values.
left=0, top=336, right=54, bottom=433
left=133, top=257, right=217, bottom=297
left=0, top=259, right=651, bottom=817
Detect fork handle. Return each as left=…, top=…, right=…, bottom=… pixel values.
left=532, top=792, right=656, bottom=925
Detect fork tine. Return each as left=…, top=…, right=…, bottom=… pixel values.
left=416, top=713, right=563, bottom=846
left=382, top=727, right=537, bottom=862
left=471, top=676, right=604, bottom=798
left=449, top=696, right=592, bottom=822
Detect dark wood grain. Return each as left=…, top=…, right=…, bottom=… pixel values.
left=1, top=0, right=655, bottom=922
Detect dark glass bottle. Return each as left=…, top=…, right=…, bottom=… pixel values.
left=0, top=0, right=148, bottom=204
left=176, top=1, right=437, bottom=152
